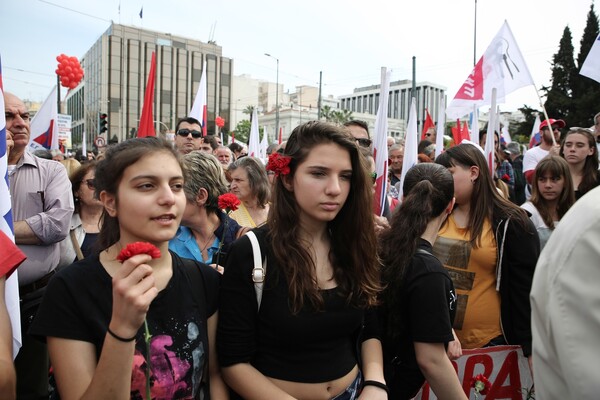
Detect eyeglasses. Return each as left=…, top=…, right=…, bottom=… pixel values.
left=355, top=138, right=372, bottom=147
left=177, top=129, right=202, bottom=139
left=84, top=179, right=95, bottom=190
left=568, top=127, right=594, bottom=134
left=370, top=172, right=377, bottom=184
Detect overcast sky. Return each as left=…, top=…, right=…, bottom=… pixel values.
left=1, top=0, right=595, bottom=113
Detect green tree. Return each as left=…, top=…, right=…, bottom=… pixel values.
left=233, top=120, right=251, bottom=144
left=320, top=105, right=333, bottom=121
left=543, top=26, right=576, bottom=123
left=320, top=106, right=353, bottom=124
left=243, top=105, right=255, bottom=116
left=571, top=3, right=600, bottom=126
left=511, top=105, right=542, bottom=144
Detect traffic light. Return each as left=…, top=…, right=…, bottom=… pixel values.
left=98, top=113, right=108, bottom=134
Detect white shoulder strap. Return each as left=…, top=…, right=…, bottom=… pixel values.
left=246, top=231, right=267, bottom=310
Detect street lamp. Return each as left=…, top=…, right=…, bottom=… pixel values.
left=264, top=53, right=279, bottom=140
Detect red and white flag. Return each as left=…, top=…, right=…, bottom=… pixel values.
left=1, top=55, right=24, bottom=358
left=189, top=60, right=208, bottom=136
left=580, top=34, right=600, bottom=83
left=373, top=67, right=391, bottom=216
left=248, top=108, right=261, bottom=158
left=420, top=109, right=435, bottom=141
left=447, top=21, right=534, bottom=119
left=138, top=51, right=156, bottom=137
left=28, top=86, right=58, bottom=150
left=529, top=114, right=542, bottom=148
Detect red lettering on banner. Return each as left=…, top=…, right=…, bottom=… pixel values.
left=462, top=354, right=494, bottom=395
left=485, top=351, right=522, bottom=400
left=454, top=58, right=484, bottom=101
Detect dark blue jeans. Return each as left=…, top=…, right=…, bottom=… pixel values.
left=331, top=370, right=363, bottom=400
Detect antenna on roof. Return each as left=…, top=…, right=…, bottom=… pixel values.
left=208, top=21, right=217, bottom=44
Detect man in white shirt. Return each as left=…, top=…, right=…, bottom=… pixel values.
left=523, top=118, right=564, bottom=196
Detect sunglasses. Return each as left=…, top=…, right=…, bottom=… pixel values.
left=355, top=138, right=372, bottom=147
left=84, top=179, right=95, bottom=190
left=177, top=129, right=203, bottom=139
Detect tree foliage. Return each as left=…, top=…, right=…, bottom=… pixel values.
left=543, top=26, right=576, bottom=122
left=571, top=3, right=600, bottom=127
left=320, top=105, right=353, bottom=124
left=544, top=4, right=600, bottom=127
left=232, top=120, right=251, bottom=144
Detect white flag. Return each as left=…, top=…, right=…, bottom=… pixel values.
left=484, top=89, right=498, bottom=177
left=260, top=126, right=269, bottom=160
left=29, top=86, right=58, bottom=151
left=447, top=21, right=534, bottom=119
left=434, top=97, right=445, bottom=159
left=248, top=108, right=261, bottom=158
left=580, top=34, right=600, bottom=83
left=189, top=60, right=207, bottom=135
left=399, top=97, right=419, bottom=199
left=373, top=67, right=391, bottom=216
left=529, top=114, right=542, bottom=148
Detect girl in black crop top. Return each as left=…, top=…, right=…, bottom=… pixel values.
left=218, top=121, right=387, bottom=399
left=379, top=163, right=467, bottom=399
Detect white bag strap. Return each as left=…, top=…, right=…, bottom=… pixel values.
left=246, top=231, right=267, bottom=310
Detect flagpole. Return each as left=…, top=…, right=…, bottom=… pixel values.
left=474, top=0, right=478, bottom=66
left=534, top=85, right=557, bottom=146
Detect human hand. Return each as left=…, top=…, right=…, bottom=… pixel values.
left=110, top=254, right=158, bottom=338
left=549, top=144, right=561, bottom=156
left=208, top=263, right=224, bottom=275
left=373, top=215, right=390, bottom=235
left=447, top=330, right=463, bottom=360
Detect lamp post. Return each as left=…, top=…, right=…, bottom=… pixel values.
left=264, top=53, right=279, bottom=140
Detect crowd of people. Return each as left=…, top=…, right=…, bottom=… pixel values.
left=2, top=88, right=600, bottom=400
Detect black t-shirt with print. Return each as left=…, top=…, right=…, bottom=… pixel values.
left=30, top=251, right=219, bottom=400
left=382, top=239, right=457, bottom=400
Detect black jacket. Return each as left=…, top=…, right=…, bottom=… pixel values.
left=493, top=216, right=540, bottom=357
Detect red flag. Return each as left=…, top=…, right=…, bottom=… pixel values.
left=461, top=121, right=470, bottom=143
left=420, top=109, right=435, bottom=141
left=138, top=52, right=156, bottom=137
left=451, top=119, right=462, bottom=147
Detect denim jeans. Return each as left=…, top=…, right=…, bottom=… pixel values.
left=331, top=371, right=363, bottom=400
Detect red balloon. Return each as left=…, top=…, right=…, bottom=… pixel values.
left=55, top=68, right=61, bottom=75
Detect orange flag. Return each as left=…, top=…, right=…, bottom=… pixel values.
left=138, top=51, right=156, bottom=137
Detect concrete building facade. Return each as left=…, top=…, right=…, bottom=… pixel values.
left=67, top=23, right=232, bottom=147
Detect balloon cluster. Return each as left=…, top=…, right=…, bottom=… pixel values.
left=55, top=54, right=84, bottom=90
left=215, top=116, right=225, bottom=128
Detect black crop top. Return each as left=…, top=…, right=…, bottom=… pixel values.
left=217, top=226, right=380, bottom=383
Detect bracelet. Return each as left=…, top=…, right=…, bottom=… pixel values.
left=362, top=380, right=389, bottom=394
left=107, top=327, right=137, bottom=342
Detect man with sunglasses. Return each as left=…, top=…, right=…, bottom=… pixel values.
left=344, top=120, right=373, bottom=150
left=523, top=118, right=565, bottom=189
left=174, top=117, right=204, bottom=155
left=4, top=92, right=74, bottom=399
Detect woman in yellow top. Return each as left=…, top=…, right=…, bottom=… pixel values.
left=433, top=143, right=539, bottom=368
left=228, top=156, right=270, bottom=227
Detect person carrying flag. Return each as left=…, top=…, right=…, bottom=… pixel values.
left=4, top=92, right=73, bottom=400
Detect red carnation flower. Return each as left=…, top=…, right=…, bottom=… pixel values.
left=501, top=173, right=511, bottom=182
left=117, top=242, right=161, bottom=263
left=471, top=373, right=491, bottom=396
left=218, top=193, right=241, bottom=212
left=266, top=152, right=291, bottom=177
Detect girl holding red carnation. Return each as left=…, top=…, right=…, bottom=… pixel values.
left=30, top=138, right=227, bottom=399
left=218, top=121, right=386, bottom=399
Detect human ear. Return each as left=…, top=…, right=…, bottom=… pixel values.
left=195, top=188, right=208, bottom=206
left=281, top=174, right=294, bottom=192
left=469, top=165, right=480, bottom=182
left=100, top=191, right=117, bottom=217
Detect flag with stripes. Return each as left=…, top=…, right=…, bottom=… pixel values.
left=0, top=54, right=24, bottom=358
left=372, top=67, right=390, bottom=216
left=190, top=61, right=208, bottom=136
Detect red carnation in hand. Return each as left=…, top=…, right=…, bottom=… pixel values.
left=471, top=373, right=491, bottom=396
left=218, top=193, right=241, bottom=212
left=266, top=152, right=291, bottom=177
left=501, top=173, right=511, bottom=182
left=117, top=242, right=161, bottom=263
